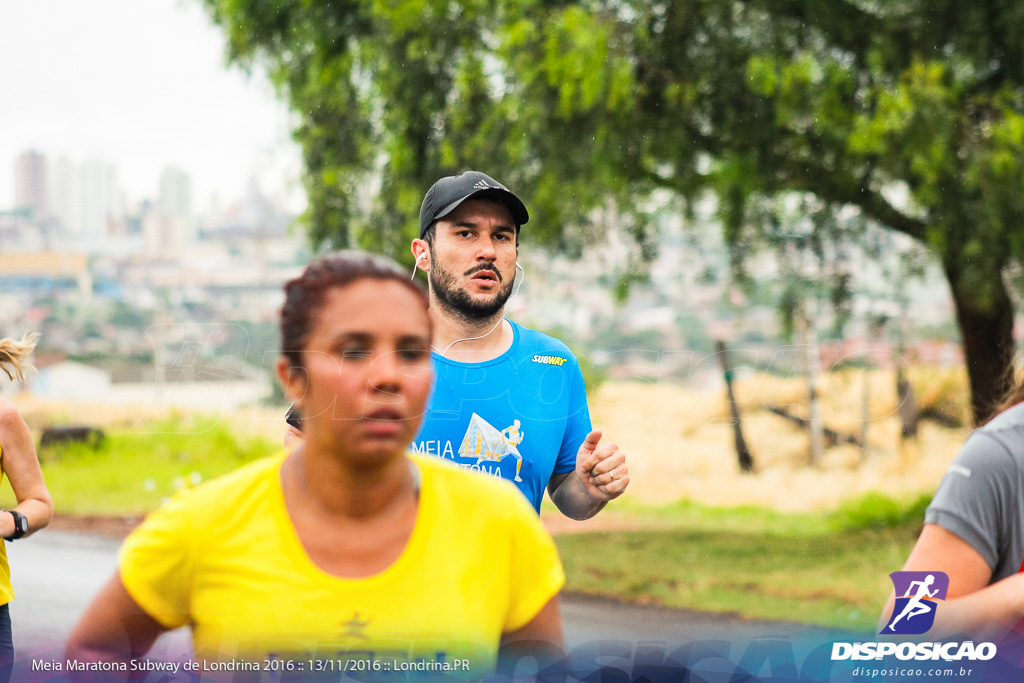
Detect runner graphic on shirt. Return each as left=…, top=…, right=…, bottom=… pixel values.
left=459, top=413, right=525, bottom=482
left=502, top=420, right=525, bottom=482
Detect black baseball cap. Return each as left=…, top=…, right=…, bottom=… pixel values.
left=418, top=171, right=529, bottom=238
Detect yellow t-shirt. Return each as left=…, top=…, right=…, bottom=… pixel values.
left=119, top=453, right=564, bottom=676
left=0, top=444, right=11, bottom=605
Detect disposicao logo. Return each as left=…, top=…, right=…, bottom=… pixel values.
left=831, top=569, right=997, bottom=664
left=882, top=571, right=949, bottom=635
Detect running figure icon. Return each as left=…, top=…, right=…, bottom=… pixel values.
left=887, top=574, right=939, bottom=631
left=503, top=420, right=525, bottom=482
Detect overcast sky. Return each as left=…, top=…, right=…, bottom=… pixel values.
left=0, top=0, right=304, bottom=212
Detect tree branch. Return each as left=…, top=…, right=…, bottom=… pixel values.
left=770, top=130, right=929, bottom=243
left=799, top=169, right=928, bottom=244
left=737, top=0, right=909, bottom=61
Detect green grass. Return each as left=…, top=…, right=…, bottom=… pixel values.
left=555, top=493, right=929, bottom=631
left=827, top=491, right=932, bottom=531
left=4, top=415, right=281, bottom=514
left=601, top=497, right=834, bottom=535
left=554, top=489, right=932, bottom=536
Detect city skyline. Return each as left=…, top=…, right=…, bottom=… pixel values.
left=0, top=0, right=304, bottom=215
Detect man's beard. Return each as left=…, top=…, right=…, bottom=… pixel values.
left=429, top=259, right=515, bottom=324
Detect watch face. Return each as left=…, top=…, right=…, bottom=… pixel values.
left=9, top=511, right=26, bottom=537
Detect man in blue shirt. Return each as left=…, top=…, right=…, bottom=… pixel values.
left=410, top=171, right=628, bottom=517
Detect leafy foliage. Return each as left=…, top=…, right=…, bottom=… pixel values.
left=200, top=0, right=1024, bottom=419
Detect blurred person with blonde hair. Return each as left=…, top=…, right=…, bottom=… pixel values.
left=0, top=333, right=54, bottom=683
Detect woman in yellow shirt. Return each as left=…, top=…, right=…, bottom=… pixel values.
left=67, top=252, right=564, bottom=678
left=0, top=334, right=54, bottom=683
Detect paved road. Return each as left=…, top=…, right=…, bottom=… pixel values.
left=8, top=530, right=846, bottom=677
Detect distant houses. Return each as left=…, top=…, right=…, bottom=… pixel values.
left=14, top=353, right=271, bottom=410
left=32, top=355, right=112, bottom=401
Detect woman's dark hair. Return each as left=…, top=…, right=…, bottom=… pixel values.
left=280, top=251, right=429, bottom=369
left=989, top=367, right=1024, bottom=423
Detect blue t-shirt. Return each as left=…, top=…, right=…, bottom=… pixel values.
left=412, top=320, right=592, bottom=512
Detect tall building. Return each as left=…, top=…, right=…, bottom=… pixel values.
left=14, top=150, right=48, bottom=217
left=143, top=208, right=186, bottom=258
left=49, top=157, right=121, bottom=240
left=50, top=155, right=77, bottom=231
left=79, top=160, right=120, bottom=239
left=159, top=167, right=194, bottom=246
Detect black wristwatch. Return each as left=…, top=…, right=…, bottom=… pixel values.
left=4, top=511, right=27, bottom=541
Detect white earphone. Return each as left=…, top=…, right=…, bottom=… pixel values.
left=434, top=262, right=526, bottom=356
left=513, top=262, right=524, bottom=298
left=410, top=251, right=428, bottom=281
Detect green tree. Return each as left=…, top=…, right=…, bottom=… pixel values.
left=202, top=0, right=1024, bottom=423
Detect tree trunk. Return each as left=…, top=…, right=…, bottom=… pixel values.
left=795, top=307, right=824, bottom=466
left=944, top=264, right=1015, bottom=425
left=860, top=369, right=870, bottom=461
left=896, top=365, right=920, bottom=439
left=715, top=340, right=755, bottom=473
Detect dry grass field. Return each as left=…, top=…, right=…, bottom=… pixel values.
left=589, top=367, right=970, bottom=511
